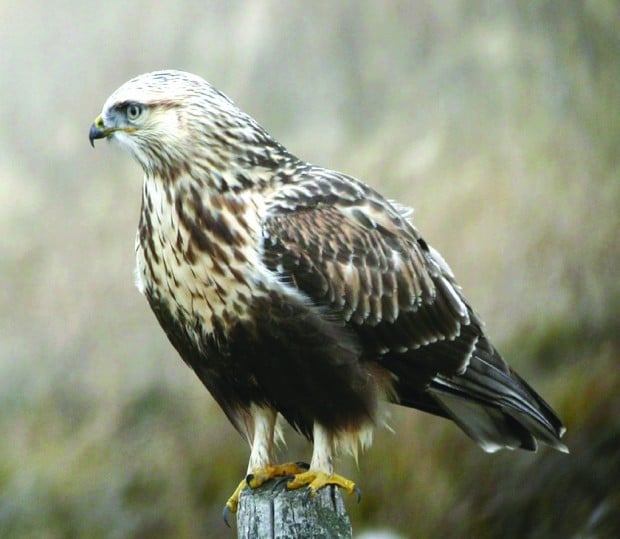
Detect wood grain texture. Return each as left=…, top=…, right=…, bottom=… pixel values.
left=236, top=481, right=352, bottom=539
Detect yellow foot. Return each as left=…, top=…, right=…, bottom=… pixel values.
left=286, top=470, right=361, bottom=502
left=223, top=462, right=309, bottom=526
left=246, top=462, right=309, bottom=489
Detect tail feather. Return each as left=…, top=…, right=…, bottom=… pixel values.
left=431, top=391, right=537, bottom=452
left=428, top=342, right=568, bottom=453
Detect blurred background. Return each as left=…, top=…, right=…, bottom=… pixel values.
left=1, top=1, right=618, bottom=537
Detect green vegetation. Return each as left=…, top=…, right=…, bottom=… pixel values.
left=1, top=1, right=618, bottom=537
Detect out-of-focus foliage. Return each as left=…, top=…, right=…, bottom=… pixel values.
left=1, top=1, right=618, bottom=538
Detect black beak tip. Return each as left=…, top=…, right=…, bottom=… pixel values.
left=89, top=123, right=103, bottom=148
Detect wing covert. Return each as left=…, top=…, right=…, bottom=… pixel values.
left=261, top=176, right=475, bottom=371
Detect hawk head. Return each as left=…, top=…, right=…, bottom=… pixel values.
left=89, top=70, right=272, bottom=180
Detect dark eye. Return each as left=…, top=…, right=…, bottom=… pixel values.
left=126, top=103, right=143, bottom=121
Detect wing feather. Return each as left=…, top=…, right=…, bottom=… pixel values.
left=262, top=176, right=467, bottom=362
left=261, top=169, right=566, bottom=452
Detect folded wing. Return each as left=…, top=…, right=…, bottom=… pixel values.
left=262, top=169, right=567, bottom=452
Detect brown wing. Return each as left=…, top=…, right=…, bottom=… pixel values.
left=262, top=171, right=567, bottom=453
left=262, top=179, right=475, bottom=375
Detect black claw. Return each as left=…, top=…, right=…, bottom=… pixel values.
left=222, top=505, right=232, bottom=528
left=295, top=461, right=310, bottom=470
left=271, top=475, right=292, bottom=491
left=304, top=488, right=314, bottom=501
left=354, top=486, right=362, bottom=504
left=245, top=474, right=254, bottom=487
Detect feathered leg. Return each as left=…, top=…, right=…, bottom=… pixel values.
left=223, top=405, right=306, bottom=522
left=286, top=422, right=360, bottom=501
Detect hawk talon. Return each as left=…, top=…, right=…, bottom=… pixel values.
left=222, top=477, right=248, bottom=525
left=222, top=504, right=233, bottom=528
left=246, top=462, right=309, bottom=489
left=268, top=462, right=309, bottom=491
left=354, top=485, right=362, bottom=504
left=286, top=470, right=359, bottom=503
left=271, top=475, right=294, bottom=492
left=222, top=462, right=312, bottom=522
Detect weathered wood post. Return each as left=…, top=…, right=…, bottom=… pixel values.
left=236, top=480, right=352, bottom=539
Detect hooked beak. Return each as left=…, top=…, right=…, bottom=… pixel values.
left=89, top=115, right=109, bottom=147
left=89, top=115, right=138, bottom=147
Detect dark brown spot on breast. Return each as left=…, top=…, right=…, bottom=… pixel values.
left=223, top=195, right=246, bottom=215
left=185, top=241, right=196, bottom=265
left=142, top=244, right=161, bottom=286
left=140, top=207, right=161, bottom=266
left=202, top=210, right=242, bottom=246
left=232, top=246, right=246, bottom=263
left=189, top=222, right=214, bottom=254
left=229, top=266, right=247, bottom=286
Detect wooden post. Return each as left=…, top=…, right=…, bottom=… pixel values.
left=236, top=480, right=352, bottom=539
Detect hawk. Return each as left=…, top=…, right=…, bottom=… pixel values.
left=89, top=70, right=567, bottom=518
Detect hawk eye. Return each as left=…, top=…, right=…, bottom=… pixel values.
left=126, top=103, right=144, bottom=121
